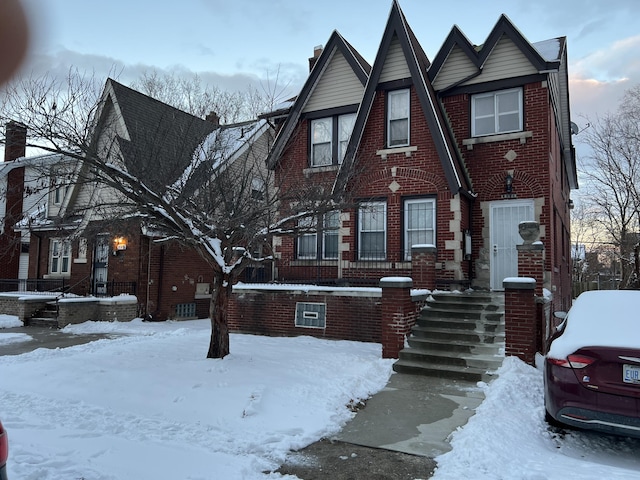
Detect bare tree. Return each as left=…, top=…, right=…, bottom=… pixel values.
left=0, top=69, right=345, bottom=358
left=579, top=85, right=640, bottom=288
left=131, top=69, right=281, bottom=123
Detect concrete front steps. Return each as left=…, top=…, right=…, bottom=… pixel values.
left=393, top=291, right=505, bottom=382
left=28, top=301, right=60, bottom=328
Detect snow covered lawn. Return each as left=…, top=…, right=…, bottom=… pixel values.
left=1, top=316, right=640, bottom=479
left=0, top=318, right=394, bottom=479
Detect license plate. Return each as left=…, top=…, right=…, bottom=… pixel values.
left=623, top=364, right=640, bottom=384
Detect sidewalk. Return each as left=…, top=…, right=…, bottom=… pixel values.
left=0, top=326, right=117, bottom=356
left=335, top=372, right=486, bottom=457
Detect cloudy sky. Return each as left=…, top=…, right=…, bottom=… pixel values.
left=16, top=0, right=640, bottom=139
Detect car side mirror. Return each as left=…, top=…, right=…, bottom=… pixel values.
left=553, top=311, right=567, bottom=320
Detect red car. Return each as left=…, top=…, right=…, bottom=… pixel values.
left=544, top=290, right=640, bottom=438
left=0, top=419, right=7, bottom=480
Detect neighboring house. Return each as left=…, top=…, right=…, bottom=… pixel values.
left=267, top=1, right=577, bottom=312
left=21, top=79, right=274, bottom=320
left=0, top=121, right=71, bottom=289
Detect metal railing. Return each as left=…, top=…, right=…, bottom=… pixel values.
left=273, top=252, right=413, bottom=287
left=0, top=278, right=68, bottom=293
left=93, top=281, right=137, bottom=297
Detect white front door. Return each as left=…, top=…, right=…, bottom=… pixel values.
left=490, top=200, right=534, bottom=290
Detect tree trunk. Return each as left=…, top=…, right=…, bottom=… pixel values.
left=207, top=272, right=232, bottom=358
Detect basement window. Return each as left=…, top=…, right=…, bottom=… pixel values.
left=295, top=302, right=326, bottom=329
left=175, top=302, right=196, bottom=319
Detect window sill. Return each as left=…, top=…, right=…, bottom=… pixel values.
left=462, top=131, right=533, bottom=150
left=376, top=145, right=417, bottom=160
left=303, top=165, right=339, bottom=175
left=43, top=273, right=71, bottom=279
left=291, top=260, right=338, bottom=266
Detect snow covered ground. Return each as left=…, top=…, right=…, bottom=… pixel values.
left=1, top=315, right=640, bottom=479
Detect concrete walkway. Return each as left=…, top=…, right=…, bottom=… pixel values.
left=335, top=372, right=486, bottom=458
left=0, top=326, right=118, bottom=356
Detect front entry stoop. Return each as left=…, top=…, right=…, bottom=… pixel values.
left=28, top=301, right=60, bottom=328
left=393, top=291, right=505, bottom=382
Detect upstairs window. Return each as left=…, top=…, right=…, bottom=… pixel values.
left=387, top=89, right=410, bottom=147
left=338, top=113, right=356, bottom=162
left=358, top=202, right=387, bottom=260
left=310, top=113, right=356, bottom=167
left=471, top=88, right=523, bottom=137
left=311, top=118, right=332, bottom=166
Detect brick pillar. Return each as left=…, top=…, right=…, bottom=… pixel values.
left=503, top=277, right=537, bottom=365
left=380, top=277, right=414, bottom=359
left=517, top=242, right=544, bottom=297
left=411, top=245, right=436, bottom=290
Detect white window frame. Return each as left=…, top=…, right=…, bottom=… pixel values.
left=310, top=118, right=333, bottom=166
left=387, top=89, right=410, bottom=147
left=322, top=211, right=340, bottom=260
left=49, top=238, right=71, bottom=276
left=338, top=113, right=356, bottom=164
left=359, top=202, right=387, bottom=260
left=471, top=88, right=523, bottom=137
left=296, top=212, right=341, bottom=260
left=297, top=217, right=318, bottom=260
left=404, top=198, right=436, bottom=260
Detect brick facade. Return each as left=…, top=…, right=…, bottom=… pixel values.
left=29, top=223, right=215, bottom=321
left=228, top=282, right=426, bottom=356
left=441, top=82, right=572, bottom=311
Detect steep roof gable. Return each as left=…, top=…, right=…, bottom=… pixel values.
left=336, top=0, right=471, bottom=196
left=429, top=14, right=560, bottom=87
left=266, top=30, right=370, bottom=169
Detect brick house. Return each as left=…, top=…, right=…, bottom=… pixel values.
left=266, top=1, right=577, bottom=312
left=19, top=79, right=274, bottom=321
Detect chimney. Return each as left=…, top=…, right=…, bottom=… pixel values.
left=205, top=111, right=220, bottom=128
left=5, top=121, right=27, bottom=162
left=308, top=45, right=323, bottom=72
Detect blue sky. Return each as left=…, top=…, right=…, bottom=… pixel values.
left=18, top=0, right=640, bottom=127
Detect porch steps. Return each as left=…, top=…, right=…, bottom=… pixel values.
left=393, top=291, right=505, bottom=382
left=28, top=301, right=59, bottom=328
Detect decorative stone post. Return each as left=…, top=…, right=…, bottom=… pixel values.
left=380, top=277, right=414, bottom=359
left=411, top=245, right=436, bottom=290
left=517, top=221, right=544, bottom=297
left=503, top=277, right=537, bottom=365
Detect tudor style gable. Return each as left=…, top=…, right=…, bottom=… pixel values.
left=336, top=0, right=471, bottom=197
left=267, top=30, right=370, bottom=173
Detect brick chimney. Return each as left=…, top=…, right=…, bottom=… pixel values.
left=205, top=111, right=220, bottom=128
left=4, top=121, right=27, bottom=162
left=308, top=45, right=323, bottom=72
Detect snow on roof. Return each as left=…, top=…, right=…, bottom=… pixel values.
left=547, top=290, right=640, bottom=359
left=532, top=38, right=561, bottom=62
left=168, top=119, right=267, bottom=197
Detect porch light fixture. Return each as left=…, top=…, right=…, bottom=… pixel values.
left=113, top=236, right=128, bottom=252
left=505, top=174, right=513, bottom=193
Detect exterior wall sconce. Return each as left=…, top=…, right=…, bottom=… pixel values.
left=505, top=174, right=513, bottom=193
left=113, top=236, right=128, bottom=254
